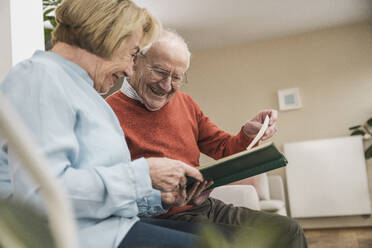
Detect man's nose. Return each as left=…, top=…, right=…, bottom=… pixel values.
left=158, top=76, right=172, bottom=92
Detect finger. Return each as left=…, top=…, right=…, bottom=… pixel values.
left=174, top=184, right=180, bottom=191
left=187, top=181, right=200, bottom=197
left=257, top=109, right=276, bottom=125
left=193, top=188, right=211, bottom=206
left=172, top=166, right=188, bottom=187
left=201, top=180, right=214, bottom=191
left=188, top=181, right=209, bottom=205
left=260, top=109, right=273, bottom=122
left=179, top=185, right=187, bottom=197
left=176, top=188, right=187, bottom=206
left=187, top=182, right=207, bottom=205
left=161, top=192, right=176, bottom=205
left=206, top=181, right=214, bottom=188
left=203, top=181, right=215, bottom=194
left=263, top=123, right=276, bottom=136
left=179, top=174, right=187, bottom=188
left=186, top=182, right=200, bottom=204
left=201, top=188, right=214, bottom=198
left=163, top=177, right=180, bottom=192
left=262, top=125, right=277, bottom=140
left=167, top=178, right=184, bottom=192
left=180, top=163, right=203, bottom=181
left=194, top=180, right=209, bottom=196
left=182, top=187, right=187, bottom=199
left=268, top=110, right=278, bottom=125
left=252, top=111, right=265, bottom=123
left=243, top=121, right=262, bottom=138
left=245, top=121, right=262, bottom=130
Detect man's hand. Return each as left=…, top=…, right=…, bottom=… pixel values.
left=147, top=157, right=203, bottom=192
left=186, top=180, right=214, bottom=206
left=161, top=180, right=213, bottom=207
left=243, top=109, right=278, bottom=141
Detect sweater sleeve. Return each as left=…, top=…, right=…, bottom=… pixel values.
left=194, top=101, right=253, bottom=160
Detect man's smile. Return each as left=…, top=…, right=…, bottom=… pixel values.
left=149, top=84, right=167, bottom=96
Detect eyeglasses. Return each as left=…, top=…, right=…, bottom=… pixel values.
left=138, top=53, right=188, bottom=89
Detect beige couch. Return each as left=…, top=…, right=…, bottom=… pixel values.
left=210, top=173, right=287, bottom=216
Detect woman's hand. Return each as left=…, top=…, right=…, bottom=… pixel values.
left=147, top=157, right=203, bottom=192
left=161, top=187, right=187, bottom=207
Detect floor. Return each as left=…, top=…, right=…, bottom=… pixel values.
left=304, top=228, right=372, bottom=248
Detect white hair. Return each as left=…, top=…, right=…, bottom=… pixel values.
left=140, top=29, right=191, bottom=68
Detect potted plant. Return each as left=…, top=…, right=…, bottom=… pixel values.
left=349, top=117, right=372, bottom=159
left=43, top=0, right=61, bottom=49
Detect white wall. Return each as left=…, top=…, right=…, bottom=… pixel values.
left=0, top=0, right=12, bottom=82
left=0, top=0, right=44, bottom=82
left=182, top=22, right=372, bottom=228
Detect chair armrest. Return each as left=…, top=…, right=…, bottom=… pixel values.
left=268, top=175, right=285, bottom=202
left=259, top=200, right=285, bottom=212
left=210, top=185, right=260, bottom=210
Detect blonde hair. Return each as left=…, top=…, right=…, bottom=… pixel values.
left=52, top=0, right=161, bottom=58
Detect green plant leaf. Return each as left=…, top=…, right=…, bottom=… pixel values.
left=365, top=145, right=372, bottom=159
left=44, top=16, right=55, bottom=21
left=367, top=118, right=372, bottom=127
left=44, top=29, right=52, bottom=45
left=351, top=130, right=365, bottom=136
left=50, top=18, right=57, bottom=27
left=197, top=225, right=231, bottom=248
left=0, top=200, right=55, bottom=248
left=349, top=125, right=361, bottom=130
left=43, top=8, right=55, bottom=19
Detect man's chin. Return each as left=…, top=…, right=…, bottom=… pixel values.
left=145, top=104, right=162, bottom=111
left=144, top=101, right=166, bottom=111
left=143, top=94, right=177, bottom=111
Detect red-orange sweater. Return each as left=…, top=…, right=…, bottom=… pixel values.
left=106, top=91, right=252, bottom=216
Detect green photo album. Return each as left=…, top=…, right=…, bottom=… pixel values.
left=188, top=142, right=288, bottom=189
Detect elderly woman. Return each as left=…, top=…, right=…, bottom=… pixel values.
left=0, top=0, right=205, bottom=247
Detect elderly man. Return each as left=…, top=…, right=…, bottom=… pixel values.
left=107, top=31, right=308, bottom=247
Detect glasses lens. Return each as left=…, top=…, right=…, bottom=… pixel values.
left=148, top=65, right=187, bottom=88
